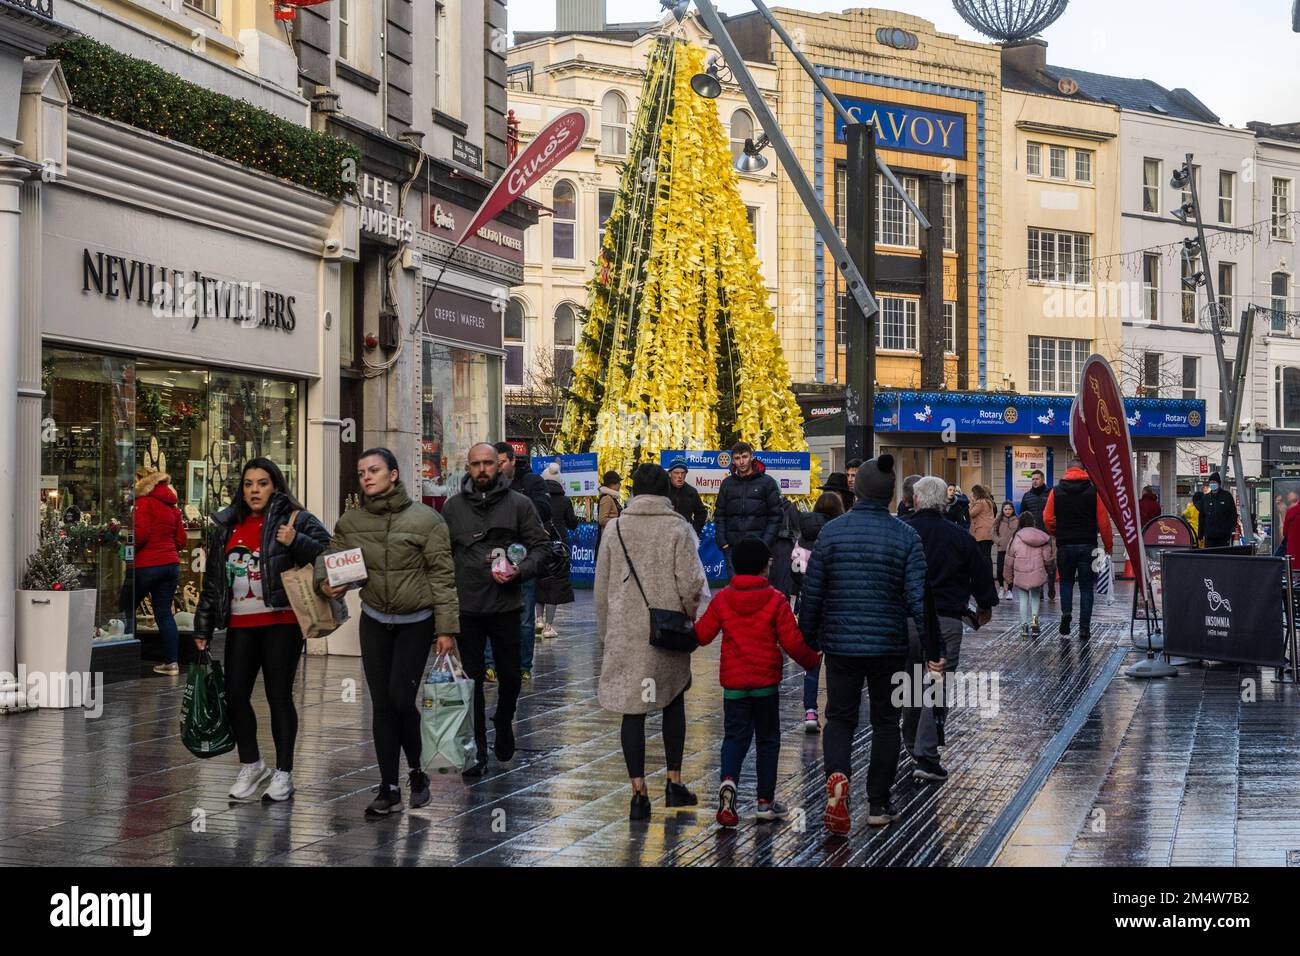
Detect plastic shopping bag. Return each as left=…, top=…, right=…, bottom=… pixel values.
left=420, top=654, right=477, bottom=774
left=1093, top=549, right=1115, bottom=605
left=180, top=649, right=236, bottom=758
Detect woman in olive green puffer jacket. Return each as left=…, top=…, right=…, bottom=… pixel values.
left=314, top=449, right=458, bottom=817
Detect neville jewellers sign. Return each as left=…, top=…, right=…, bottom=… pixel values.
left=833, top=97, right=966, bottom=159
left=81, top=248, right=297, bottom=332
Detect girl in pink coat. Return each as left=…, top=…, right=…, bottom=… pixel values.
left=1004, top=511, right=1052, bottom=637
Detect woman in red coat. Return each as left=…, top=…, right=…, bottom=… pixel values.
left=130, top=469, right=189, bottom=675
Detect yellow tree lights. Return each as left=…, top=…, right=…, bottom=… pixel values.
left=556, top=38, right=817, bottom=492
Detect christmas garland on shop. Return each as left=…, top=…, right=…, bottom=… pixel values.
left=47, top=38, right=361, bottom=199
left=556, top=38, right=817, bottom=494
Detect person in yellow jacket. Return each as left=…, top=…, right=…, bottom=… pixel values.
left=1182, top=494, right=1202, bottom=547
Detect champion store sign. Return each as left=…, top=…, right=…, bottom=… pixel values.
left=454, top=109, right=588, bottom=250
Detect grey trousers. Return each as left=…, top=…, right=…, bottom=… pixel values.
left=901, top=616, right=965, bottom=763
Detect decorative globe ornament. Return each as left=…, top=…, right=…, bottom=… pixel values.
left=951, top=0, right=1069, bottom=42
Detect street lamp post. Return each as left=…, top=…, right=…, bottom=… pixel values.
left=845, top=123, right=876, bottom=461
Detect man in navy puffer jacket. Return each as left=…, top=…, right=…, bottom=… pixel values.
left=798, top=454, right=933, bottom=834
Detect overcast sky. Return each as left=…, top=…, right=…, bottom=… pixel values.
left=508, top=0, right=1300, bottom=129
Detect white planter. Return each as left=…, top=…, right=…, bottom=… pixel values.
left=16, top=588, right=97, bottom=708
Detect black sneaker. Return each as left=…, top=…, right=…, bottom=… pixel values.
left=1059, top=614, right=1072, bottom=637
left=365, top=784, right=403, bottom=817
left=408, top=769, right=431, bottom=809
left=462, top=756, right=488, bottom=779
left=664, top=780, right=699, bottom=807
left=629, top=791, right=651, bottom=821
left=1079, top=621, right=1091, bottom=641
left=493, top=718, right=516, bottom=762
left=867, top=802, right=902, bottom=826
left=912, top=758, right=949, bottom=783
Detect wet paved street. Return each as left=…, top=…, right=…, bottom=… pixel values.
left=0, top=581, right=1291, bottom=866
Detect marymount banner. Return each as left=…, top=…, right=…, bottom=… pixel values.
left=659, top=450, right=811, bottom=496
left=454, top=108, right=588, bottom=250
left=1070, top=354, right=1147, bottom=588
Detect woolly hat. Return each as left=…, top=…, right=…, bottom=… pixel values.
left=731, top=537, right=771, bottom=575
left=668, top=457, right=689, bottom=473
left=1208, top=471, right=1222, bottom=484
left=542, top=462, right=562, bottom=481
left=854, top=455, right=896, bottom=502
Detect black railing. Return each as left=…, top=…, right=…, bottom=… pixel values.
left=0, top=0, right=54, bottom=18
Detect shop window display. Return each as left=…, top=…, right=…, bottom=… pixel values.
left=41, top=349, right=300, bottom=651
left=421, top=339, right=502, bottom=503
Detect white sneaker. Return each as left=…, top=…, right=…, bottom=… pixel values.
left=534, top=619, right=544, bottom=634
left=263, top=769, right=294, bottom=803
left=228, top=761, right=271, bottom=801
left=542, top=624, right=559, bottom=639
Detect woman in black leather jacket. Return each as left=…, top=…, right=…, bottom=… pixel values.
left=193, top=458, right=330, bottom=804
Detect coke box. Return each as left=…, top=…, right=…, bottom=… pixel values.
left=324, top=548, right=368, bottom=588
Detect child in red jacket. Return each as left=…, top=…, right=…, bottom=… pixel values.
left=695, top=538, right=821, bottom=827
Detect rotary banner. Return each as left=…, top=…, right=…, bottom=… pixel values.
left=1070, top=355, right=1148, bottom=590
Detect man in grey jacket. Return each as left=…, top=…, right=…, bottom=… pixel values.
left=443, top=443, right=551, bottom=778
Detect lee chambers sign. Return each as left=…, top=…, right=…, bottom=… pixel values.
left=81, top=248, right=297, bottom=332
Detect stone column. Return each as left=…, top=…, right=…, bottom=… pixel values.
left=0, top=157, right=33, bottom=708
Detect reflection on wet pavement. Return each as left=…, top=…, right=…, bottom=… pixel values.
left=1, top=582, right=1272, bottom=867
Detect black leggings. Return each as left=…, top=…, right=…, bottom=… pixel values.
left=224, top=623, right=303, bottom=771
left=359, top=615, right=434, bottom=787
left=620, top=691, right=687, bottom=780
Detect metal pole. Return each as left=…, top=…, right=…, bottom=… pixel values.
left=691, top=0, right=878, bottom=321
left=1186, top=154, right=1254, bottom=542
left=746, top=0, right=930, bottom=231
left=845, top=123, right=875, bottom=461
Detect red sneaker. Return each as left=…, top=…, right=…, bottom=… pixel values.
left=716, top=780, right=739, bottom=828
left=824, top=772, right=851, bottom=835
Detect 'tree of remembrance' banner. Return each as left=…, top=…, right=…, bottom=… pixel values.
left=454, top=108, right=588, bottom=250
left=1071, top=354, right=1147, bottom=591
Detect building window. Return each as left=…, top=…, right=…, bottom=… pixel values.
left=1273, top=271, right=1291, bottom=332
left=1074, top=149, right=1093, bottom=183
left=1274, top=178, right=1294, bottom=240
left=1142, top=352, right=1162, bottom=397
left=1218, top=170, right=1234, bottom=225
left=338, top=0, right=356, bottom=65
left=553, top=303, right=579, bottom=385
left=601, top=91, right=628, bottom=156
left=504, top=299, right=525, bottom=387
left=1218, top=262, right=1234, bottom=329
left=834, top=274, right=846, bottom=349
left=943, top=181, right=956, bottom=252
left=183, top=0, right=217, bottom=15
left=835, top=164, right=846, bottom=240
left=1182, top=356, right=1198, bottom=402
left=1026, top=142, right=1041, bottom=177
left=1181, top=252, right=1197, bottom=324
left=552, top=180, right=577, bottom=261
left=1028, top=335, right=1089, bottom=393
left=876, top=175, right=919, bottom=248
left=432, top=2, right=446, bottom=110
left=730, top=109, right=754, bottom=165
left=943, top=300, right=957, bottom=353
left=746, top=205, right=760, bottom=256
left=1027, top=228, right=1091, bottom=285
left=1142, top=158, right=1161, bottom=213
left=877, top=297, right=918, bottom=351
left=1049, top=145, right=1067, bottom=180
left=1143, top=253, right=1160, bottom=322
left=1277, top=366, right=1300, bottom=428
left=597, top=189, right=616, bottom=250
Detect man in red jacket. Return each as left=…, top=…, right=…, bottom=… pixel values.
left=1043, top=460, right=1113, bottom=640
left=695, top=538, right=820, bottom=827
left=130, top=469, right=190, bottom=673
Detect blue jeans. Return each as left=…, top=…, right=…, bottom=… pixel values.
left=486, top=576, right=537, bottom=672
left=803, top=662, right=820, bottom=711
left=129, top=563, right=180, bottom=663
left=1057, top=543, right=1097, bottom=625
left=721, top=692, right=781, bottom=802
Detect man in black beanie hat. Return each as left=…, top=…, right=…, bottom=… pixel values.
left=798, top=454, right=934, bottom=833
left=1192, top=471, right=1238, bottom=549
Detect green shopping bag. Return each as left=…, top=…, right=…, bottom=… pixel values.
left=180, top=649, right=236, bottom=758
left=420, top=654, right=477, bottom=774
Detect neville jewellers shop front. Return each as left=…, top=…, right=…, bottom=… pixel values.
left=808, top=390, right=1207, bottom=512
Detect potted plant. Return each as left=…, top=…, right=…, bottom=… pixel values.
left=16, top=526, right=97, bottom=708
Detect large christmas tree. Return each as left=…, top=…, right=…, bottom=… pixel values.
left=557, top=38, right=816, bottom=492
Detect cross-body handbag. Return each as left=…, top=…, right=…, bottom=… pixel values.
left=615, top=521, right=698, bottom=653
